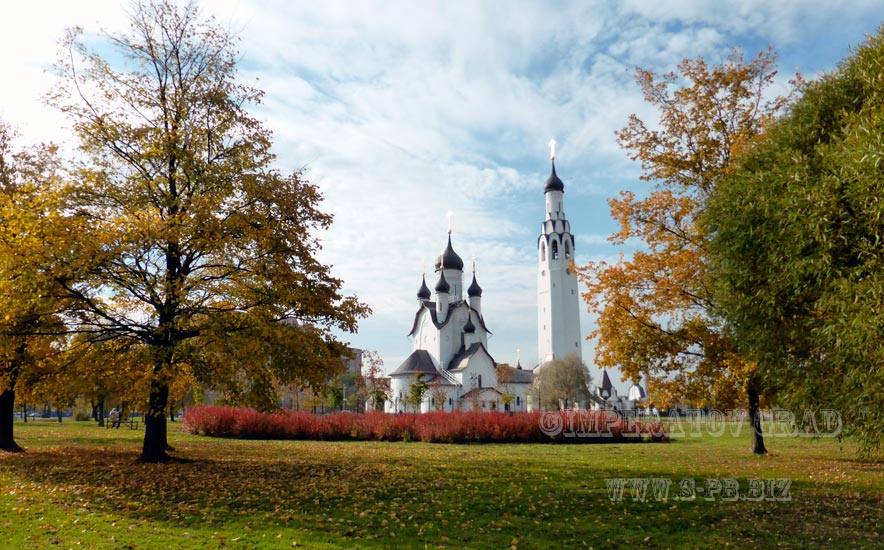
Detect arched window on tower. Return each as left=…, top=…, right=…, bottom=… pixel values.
left=478, top=375, right=483, bottom=388
left=551, top=240, right=559, bottom=260
left=541, top=242, right=546, bottom=261
left=565, top=240, right=571, bottom=259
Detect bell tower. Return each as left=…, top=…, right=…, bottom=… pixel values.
left=537, top=140, right=582, bottom=363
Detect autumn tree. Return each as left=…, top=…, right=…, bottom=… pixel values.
left=428, top=378, right=447, bottom=411
left=494, top=363, right=516, bottom=412
left=708, top=29, right=884, bottom=456
left=50, top=1, right=368, bottom=462
left=0, top=121, right=69, bottom=452
left=532, top=354, right=591, bottom=411
left=576, top=50, right=793, bottom=453
left=356, top=351, right=389, bottom=412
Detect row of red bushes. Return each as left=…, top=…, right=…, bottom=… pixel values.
left=182, top=406, right=667, bottom=443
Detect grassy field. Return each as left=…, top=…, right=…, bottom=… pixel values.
left=0, top=419, right=882, bottom=549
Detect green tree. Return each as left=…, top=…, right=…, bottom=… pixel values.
left=532, top=354, right=592, bottom=411
left=707, top=28, right=884, bottom=456
left=50, top=1, right=368, bottom=461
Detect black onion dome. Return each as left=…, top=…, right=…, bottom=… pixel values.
left=544, top=159, right=565, bottom=193
left=417, top=274, right=431, bottom=300
left=435, top=234, right=465, bottom=271
left=463, top=315, right=476, bottom=333
left=467, top=273, right=482, bottom=297
left=434, top=270, right=450, bottom=293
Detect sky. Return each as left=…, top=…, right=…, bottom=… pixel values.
left=1, top=1, right=883, bottom=392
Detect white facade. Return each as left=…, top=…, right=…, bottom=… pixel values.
left=537, top=159, right=583, bottom=364
left=386, top=233, right=534, bottom=413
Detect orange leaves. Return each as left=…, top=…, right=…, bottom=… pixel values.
left=579, top=49, right=797, bottom=409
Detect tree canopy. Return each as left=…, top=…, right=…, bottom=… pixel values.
left=532, top=354, right=592, bottom=410
left=47, top=0, right=368, bottom=461
left=707, top=27, right=884, bottom=456
left=0, top=121, right=70, bottom=452
left=576, top=50, right=791, bottom=411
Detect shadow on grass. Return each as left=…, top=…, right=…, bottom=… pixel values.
left=2, top=437, right=884, bottom=549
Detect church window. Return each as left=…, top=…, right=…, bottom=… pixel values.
left=448, top=398, right=453, bottom=406
left=541, top=243, right=546, bottom=261
left=565, top=240, right=571, bottom=259
left=516, top=396, right=521, bottom=406
left=477, top=375, right=483, bottom=388
left=551, top=240, right=559, bottom=260
left=431, top=397, right=435, bottom=406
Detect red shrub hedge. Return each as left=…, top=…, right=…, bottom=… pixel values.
left=183, top=406, right=668, bottom=443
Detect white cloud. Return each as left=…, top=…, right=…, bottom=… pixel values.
left=2, top=0, right=883, bottom=391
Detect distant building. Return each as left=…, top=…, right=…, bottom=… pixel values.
left=342, top=349, right=363, bottom=375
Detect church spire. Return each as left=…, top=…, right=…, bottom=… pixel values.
left=467, top=264, right=482, bottom=298
left=544, top=159, right=565, bottom=193
left=417, top=273, right=431, bottom=300
left=468, top=259, right=483, bottom=313
left=434, top=270, right=450, bottom=293
left=435, top=234, right=464, bottom=271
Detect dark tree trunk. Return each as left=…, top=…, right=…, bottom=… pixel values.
left=57, top=408, right=63, bottom=423
left=169, top=403, right=176, bottom=422
left=21, top=402, right=27, bottom=424
left=748, top=382, right=768, bottom=455
left=97, top=398, right=105, bottom=428
left=140, top=378, right=170, bottom=462
left=0, top=388, right=23, bottom=453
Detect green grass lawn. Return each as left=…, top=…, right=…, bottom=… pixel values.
left=1, top=419, right=882, bottom=549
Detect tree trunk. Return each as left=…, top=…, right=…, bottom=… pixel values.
left=0, top=388, right=23, bottom=453
left=57, top=408, right=63, bottom=423
left=97, top=398, right=105, bottom=428
left=140, top=378, right=170, bottom=462
left=748, top=382, right=767, bottom=455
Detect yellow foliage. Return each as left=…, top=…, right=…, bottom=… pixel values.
left=576, top=50, right=796, bottom=409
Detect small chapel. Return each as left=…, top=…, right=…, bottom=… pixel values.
left=386, top=234, right=534, bottom=413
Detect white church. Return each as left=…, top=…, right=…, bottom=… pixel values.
left=386, top=144, right=585, bottom=413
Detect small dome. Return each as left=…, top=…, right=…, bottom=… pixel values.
left=467, top=273, right=482, bottom=297
left=435, top=234, right=464, bottom=271
left=544, top=160, right=564, bottom=193
left=463, top=315, right=476, bottom=333
left=417, top=274, right=431, bottom=300
left=434, top=270, right=450, bottom=293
